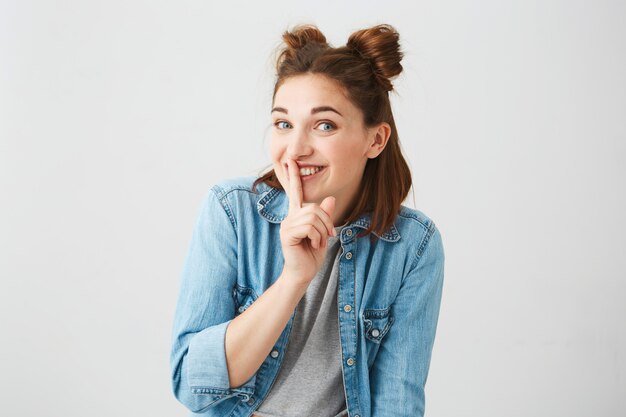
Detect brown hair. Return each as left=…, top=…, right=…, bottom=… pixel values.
left=252, top=23, right=412, bottom=243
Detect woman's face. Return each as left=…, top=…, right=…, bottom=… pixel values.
left=270, top=73, right=389, bottom=224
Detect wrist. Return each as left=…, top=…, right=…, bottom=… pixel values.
left=277, top=270, right=310, bottom=297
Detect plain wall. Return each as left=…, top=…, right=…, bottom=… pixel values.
left=1, top=1, right=624, bottom=416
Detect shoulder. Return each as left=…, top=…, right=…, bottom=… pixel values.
left=395, top=205, right=444, bottom=265
left=205, top=175, right=276, bottom=210
left=396, top=205, right=436, bottom=233
left=208, top=175, right=270, bottom=199
left=203, top=175, right=276, bottom=224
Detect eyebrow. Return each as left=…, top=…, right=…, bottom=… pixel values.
left=270, top=105, right=343, bottom=117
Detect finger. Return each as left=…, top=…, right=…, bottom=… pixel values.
left=287, top=158, right=303, bottom=212
left=290, top=224, right=321, bottom=249
left=301, top=206, right=335, bottom=239
left=318, top=196, right=337, bottom=235
left=305, top=224, right=323, bottom=249
left=292, top=213, right=329, bottom=247
left=309, top=205, right=336, bottom=238
left=286, top=220, right=323, bottom=246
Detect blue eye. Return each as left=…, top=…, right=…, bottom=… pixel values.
left=318, top=122, right=335, bottom=131
left=274, top=121, right=291, bottom=129
left=273, top=120, right=335, bottom=131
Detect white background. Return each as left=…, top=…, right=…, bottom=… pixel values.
left=1, top=1, right=624, bottom=416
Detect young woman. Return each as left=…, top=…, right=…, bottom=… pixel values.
left=170, top=23, right=445, bottom=417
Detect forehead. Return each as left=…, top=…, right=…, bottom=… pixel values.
left=274, top=74, right=353, bottom=113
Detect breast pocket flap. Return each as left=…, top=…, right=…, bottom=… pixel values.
left=362, top=306, right=394, bottom=344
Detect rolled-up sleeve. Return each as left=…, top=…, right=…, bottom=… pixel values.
left=169, top=185, right=256, bottom=413
left=369, top=222, right=445, bottom=417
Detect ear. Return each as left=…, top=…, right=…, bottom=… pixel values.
left=365, top=122, right=391, bottom=159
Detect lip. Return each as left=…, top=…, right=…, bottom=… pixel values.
left=284, top=161, right=326, bottom=169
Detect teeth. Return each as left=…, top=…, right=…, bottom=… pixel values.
left=300, top=166, right=323, bottom=176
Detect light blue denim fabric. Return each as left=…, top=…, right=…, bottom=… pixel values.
left=170, top=176, right=445, bottom=417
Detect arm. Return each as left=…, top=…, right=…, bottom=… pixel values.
left=169, top=185, right=311, bottom=413
left=225, top=270, right=308, bottom=387
left=169, top=186, right=253, bottom=413
left=369, top=223, right=445, bottom=417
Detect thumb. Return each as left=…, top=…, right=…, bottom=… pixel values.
left=319, top=195, right=336, bottom=217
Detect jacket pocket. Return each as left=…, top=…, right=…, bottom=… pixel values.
left=362, top=306, right=394, bottom=344
left=232, top=284, right=259, bottom=316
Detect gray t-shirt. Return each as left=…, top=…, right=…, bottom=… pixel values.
left=253, top=224, right=349, bottom=417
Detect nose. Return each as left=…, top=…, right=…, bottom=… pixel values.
left=286, top=128, right=313, bottom=160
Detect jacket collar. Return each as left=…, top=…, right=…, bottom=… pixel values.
left=255, top=185, right=401, bottom=242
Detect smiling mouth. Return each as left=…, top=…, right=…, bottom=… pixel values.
left=285, top=165, right=327, bottom=181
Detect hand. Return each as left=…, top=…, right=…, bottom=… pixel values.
left=279, top=157, right=337, bottom=286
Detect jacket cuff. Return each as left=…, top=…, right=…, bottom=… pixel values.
left=186, top=319, right=257, bottom=397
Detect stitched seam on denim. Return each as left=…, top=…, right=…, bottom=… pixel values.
left=396, top=210, right=431, bottom=231
left=210, top=185, right=237, bottom=228
left=192, top=394, right=239, bottom=415
left=363, top=319, right=392, bottom=342
left=352, top=221, right=399, bottom=241
left=351, top=244, right=362, bottom=416
left=223, top=186, right=261, bottom=195
left=216, top=183, right=267, bottom=226
left=190, top=386, right=254, bottom=394
left=349, top=216, right=400, bottom=242
left=408, top=220, right=436, bottom=271
left=363, top=307, right=392, bottom=342
left=256, top=188, right=284, bottom=223
left=234, top=284, right=259, bottom=301
left=363, top=306, right=390, bottom=318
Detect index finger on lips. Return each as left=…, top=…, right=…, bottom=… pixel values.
left=287, top=158, right=303, bottom=211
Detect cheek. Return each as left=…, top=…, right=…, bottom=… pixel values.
left=268, top=142, right=285, bottom=180
left=268, top=148, right=279, bottom=164
left=326, top=143, right=356, bottom=165
left=327, top=147, right=365, bottom=176
left=269, top=138, right=285, bottom=161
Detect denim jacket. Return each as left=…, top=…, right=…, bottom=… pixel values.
left=170, top=176, right=445, bottom=417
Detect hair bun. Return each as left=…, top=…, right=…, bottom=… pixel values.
left=274, top=24, right=328, bottom=69
left=346, top=24, right=404, bottom=91
left=282, top=24, right=328, bottom=49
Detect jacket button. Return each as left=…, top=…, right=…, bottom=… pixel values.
left=345, top=252, right=352, bottom=260
left=246, top=396, right=255, bottom=405
left=346, top=358, right=355, bottom=366
left=371, top=329, right=380, bottom=337
left=270, top=350, right=279, bottom=358
left=345, top=229, right=353, bottom=237
left=238, top=306, right=245, bottom=313
left=343, top=304, right=352, bottom=312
